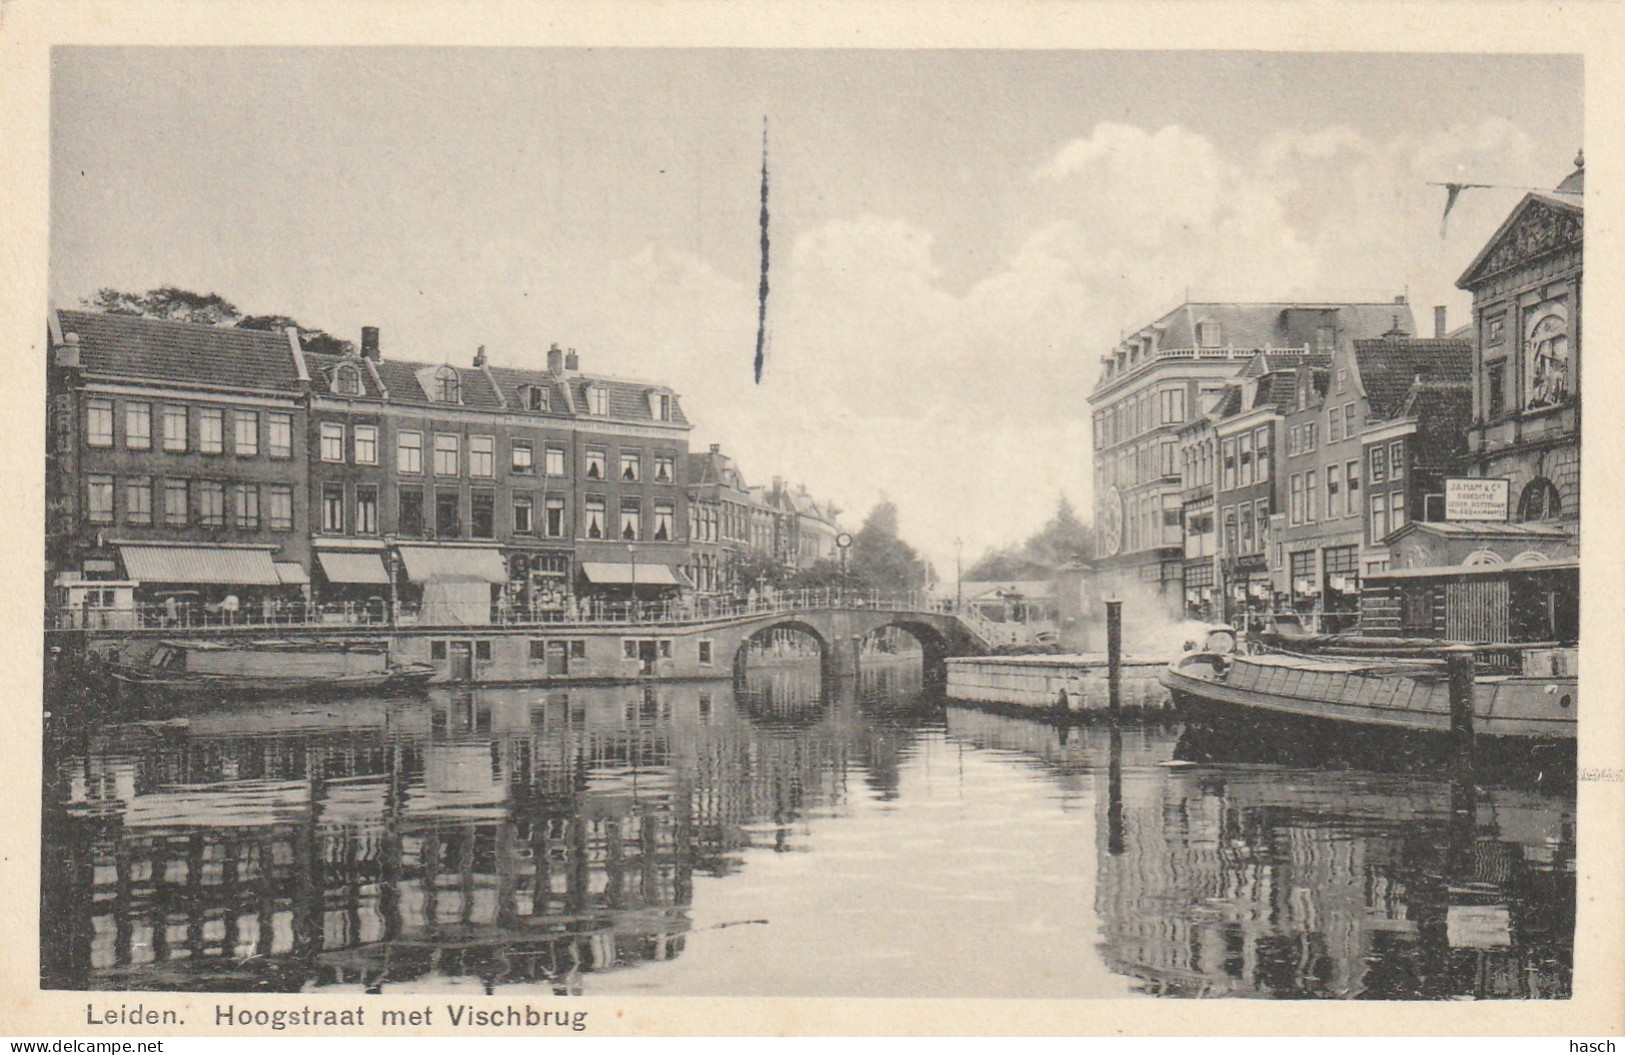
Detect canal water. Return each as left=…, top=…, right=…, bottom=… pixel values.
left=42, top=659, right=1574, bottom=999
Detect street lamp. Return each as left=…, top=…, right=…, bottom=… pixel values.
left=954, top=536, right=964, bottom=613
left=627, top=542, right=638, bottom=623
left=836, top=531, right=853, bottom=604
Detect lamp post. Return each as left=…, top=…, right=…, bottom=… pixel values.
left=954, top=536, right=964, bottom=613
left=627, top=542, right=638, bottom=623
left=836, top=531, right=853, bottom=605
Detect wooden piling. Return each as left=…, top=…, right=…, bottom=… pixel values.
left=1446, top=646, right=1477, bottom=770
left=1106, top=599, right=1123, bottom=713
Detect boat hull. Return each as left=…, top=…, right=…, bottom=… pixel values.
left=110, top=665, right=436, bottom=699
left=1159, top=654, right=1575, bottom=742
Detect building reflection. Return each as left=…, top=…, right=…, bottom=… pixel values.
left=941, top=707, right=1575, bottom=1000
left=42, top=667, right=931, bottom=993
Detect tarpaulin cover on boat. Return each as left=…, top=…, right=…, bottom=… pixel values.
left=396, top=546, right=507, bottom=584
left=419, top=580, right=492, bottom=625
left=577, top=561, right=684, bottom=586
left=120, top=544, right=280, bottom=586
left=316, top=551, right=390, bottom=585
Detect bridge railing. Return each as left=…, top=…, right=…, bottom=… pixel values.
left=48, top=589, right=963, bottom=633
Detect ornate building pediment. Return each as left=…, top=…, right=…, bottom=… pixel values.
left=1458, top=195, right=1583, bottom=290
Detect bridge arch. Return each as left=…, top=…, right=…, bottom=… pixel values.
left=861, top=619, right=951, bottom=685
left=732, top=618, right=832, bottom=679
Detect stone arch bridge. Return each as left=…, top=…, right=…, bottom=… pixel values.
left=708, top=603, right=988, bottom=682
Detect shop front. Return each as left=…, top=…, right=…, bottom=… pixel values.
left=115, top=541, right=296, bottom=625
left=395, top=544, right=507, bottom=626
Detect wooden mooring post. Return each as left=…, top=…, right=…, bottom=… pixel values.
left=1105, top=599, right=1123, bottom=713
left=1445, top=645, right=1477, bottom=774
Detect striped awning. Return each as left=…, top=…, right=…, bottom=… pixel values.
left=578, top=561, right=683, bottom=586
left=274, top=562, right=310, bottom=585
left=119, top=545, right=281, bottom=586
left=396, top=545, right=507, bottom=584
left=316, top=551, right=390, bottom=586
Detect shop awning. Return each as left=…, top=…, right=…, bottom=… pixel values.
left=316, top=551, right=389, bottom=586
left=396, top=545, right=507, bottom=584
left=119, top=544, right=280, bottom=586
left=274, top=562, right=310, bottom=586
left=578, top=561, right=684, bottom=586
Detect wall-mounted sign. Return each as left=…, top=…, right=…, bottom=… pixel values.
left=1445, top=478, right=1510, bottom=522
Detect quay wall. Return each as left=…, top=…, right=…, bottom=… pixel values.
left=946, top=655, right=1172, bottom=713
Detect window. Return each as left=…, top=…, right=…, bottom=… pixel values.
left=320, top=422, right=345, bottom=462
left=1486, top=361, right=1506, bottom=417
left=1255, top=427, right=1272, bottom=482
left=545, top=445, right=565, bottom=477
left=584, top=495, right=605, bottom=539
left=1327, top=463, right=1342, bottom=519
left=1305, top=469, right=1317, bottom=522
left=654, top=453, right=675, bottom=483
left=1306, top=423, right=1317, bottom=452
left=623, top=640, right=638, bottom=660
left=1517, top=478, right=1562, bottom=521
left=435, top=490, right=460, bottom=538
left=1369, top=444, right=1387, bottom=483
left=620, top=450, right=641, bottom=482
left=353, top=424, right=378, bottom=465
left=1160, top=440, right=1177, bottom=478
left=475, top=640, right=492, bottom=661
left=431, top=641, right=447, bottom=661
left=355, top=486, right=378, bottom=534
left=526, top=385, right=548, bottom=411
left=659, top=640, right=672, bottom=659
left=1328, top=407, right=1342, bottom=443
left=1346, top=460, right=1360, bottom=510
left=570, top=640, right=586, bottom=659
left=699, top=640, right=713, bottom=665
left=1343, top=404, right=1357, bottom=439
left=266, top=485, right=291, bottom=531
left=268, top=413, right=292, bottom=459
left=467, top=435, right=494, bottom=478
left=1197, top=321, right=1221, bottom=348
left=585, top=448, right=605, bottom=481
left=234, top=411, right=259, bottom=456
left=334, top=364, right=363, bottom=396
left=1222, top=439, right=1237, bottom=491
left=654, top=501, right=674, bottom=542
left=1389, top=442, right=1404, bottom=478
left=1290, top=550, right=1317, bottom=596
left=1486, top=312, right=1506, bottom=347
left=528, top=640, right=547, bottom=662
left=87, top=399, right=114, bottom=447
left=233, top=484, right=259, bottom=529
left=511, top=441, right=534, bottom=474
left=433, top=366, right=460, bottom=403
left=471, top=490, right=495, bottom=539
left=1372, top=491, right=1389, bottom=542
left=126, top=476, right=152, bottom=525
left=620, top=499, right=641, bottom=540
left=545, top=496, right=565, bottom=538
left=398, top=488, right=423, bottom=536
left=588, top=385, right=608, bottom=416
left=165, top=480, right=188, bottom=526
left=124, top=402, right=151, bottom=450
left=655, top=393, right=672, bottom=421
left=434, top=433, right=459, bottom=476
left=197, top=480, right=225, bottom=527
left=1222, top=506, right=1237, bottom=557
left=1524, top=300, right=1573, bottom=409
left=1239, top=433, right=1254, bottom=486
left=86, top=474, right=114, bottom=523
left=1160, top=387, right=1186, bottom=424
left=198, top=408, right=224, bottom=454
left=513, top=494, right=534, bottom=534
left=397, top=430, right=422, bottom=473
left=322, top=484, right=344, bottom=533
left=1255, top=498, right=1271, bottom=550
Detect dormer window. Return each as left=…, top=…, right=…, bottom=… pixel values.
left=1198, top=322, right=1222, bottom=348
left=646, top=389, right=673, bottom=421
left=587, top=384, right=608, bottom=416
left=333, top=363, right=363, bottom=396
left=434, top=366, right=460, bottom=403
left=523, top=385, right=549, bottom=412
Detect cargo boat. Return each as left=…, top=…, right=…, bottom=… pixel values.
left=1159, top=627, right=1575, bottom=741
left=110, top=639, right=436, bottom=698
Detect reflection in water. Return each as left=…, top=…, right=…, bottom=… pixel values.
left=43, top=663, right=1573, bottom=998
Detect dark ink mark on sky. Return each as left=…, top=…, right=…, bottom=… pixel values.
left=754, top=117, right=770, bottom=385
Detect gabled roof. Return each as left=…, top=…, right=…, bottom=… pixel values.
left=1352, top=336, right=1473, bottom=420
left=55, top=310, right=305, bottom=393
left=1456, top=191, right=1583, bottom=290
left=1143, top=301, right=1413, bottom=352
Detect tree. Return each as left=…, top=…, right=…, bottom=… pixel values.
left=731, top=551, right=789, bottom=595
left=787, top=557, right=846, bottom=590
left=848, top=497, right=933, bottom=593
left=85, top=287, right=354, bottom=354
left=963, top=495, right=1093, bottom=582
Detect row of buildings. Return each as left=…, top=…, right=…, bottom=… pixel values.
left=1089, top=154, right=1582, bottom=634
left=46, top=311, right=840, bottom=623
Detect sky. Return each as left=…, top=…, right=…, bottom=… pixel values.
left=49, top=48, right=1582, bottom=580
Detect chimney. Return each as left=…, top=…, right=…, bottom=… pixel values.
left=709, top=443, right=721, bottom=454
left=1393, top=294, right=1407, bottom=305
left=564, top=349, right=580, bottom=372
left=474, top=344, right=487, bottom=368
left=547, top=342, right=564, bottom=374
left=360, top=326, right=380, bottom=361
left=1433, top=306, right=1447, bottom=338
